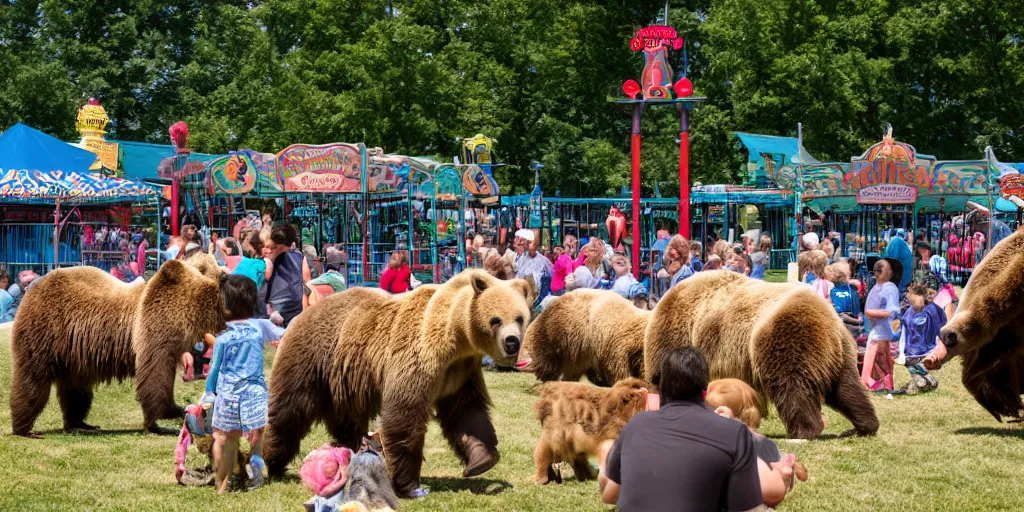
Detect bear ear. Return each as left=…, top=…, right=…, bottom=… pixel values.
left=472, top=274, right=489, bottom=294
left=512, top=276, right=537, bottom=302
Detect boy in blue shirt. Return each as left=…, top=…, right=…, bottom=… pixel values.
left=895, top=283, right=946, bottom=394
left=827, top=263, right=863, bottom=337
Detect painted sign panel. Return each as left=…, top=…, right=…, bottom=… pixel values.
left=367, top=154, right=410, bottom=193
left=628, top=26, right=684, bottom=100
left=433, top=164, right=463, bottom=200
left=247, top=151, right=284, bottom=195
left=277, top=143, right=362, bottom=193
left=857, top=184, right=918, bottom=204
left=1002, top=173, right=1024, bottom=199
left=848, top=126, right=932, bottom=192
left=461, top=164, right=498, bottom=197
left=209, top=153, right=257, bottom=195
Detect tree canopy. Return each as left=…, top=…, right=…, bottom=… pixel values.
left=1, top=0, right=1021, bottom=196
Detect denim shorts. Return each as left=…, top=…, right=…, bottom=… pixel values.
left=212, top=386, right=268, bottom=433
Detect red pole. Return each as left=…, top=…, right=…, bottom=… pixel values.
left=679, top=107, right=691, bottom=239
left=170, top=177, right=180, bottom=236
left=631, top=104, right=644, bottom=278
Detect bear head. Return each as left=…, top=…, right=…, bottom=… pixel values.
left=939, top=228, right=1024, bottom=357
left=182, top=251, right=223, bottom=281
left=466, top=271, right=534, bottom=364
left=936, top=228, right=1024, bottom=420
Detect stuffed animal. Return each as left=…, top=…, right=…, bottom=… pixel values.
left=606, top=206, right=627, bottom=251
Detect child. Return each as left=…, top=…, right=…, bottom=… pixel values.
left=233, top=231, right=273, bottom=319
left=895, top=283, right=947, bottom=394
left=689, top=241, right=704, bottom=272
left=799, top=250, right=833, bottom=301
left=203, top=275, right=285, bottom=493
left=609, top=253, right=639, bottom=298
left=705, top=379, right=808, bottom=508
left=702, top=254, right=723, bottom=271
left=827, top=263, right=863, bottom=338
left=862, top=259, right=901, bottom=393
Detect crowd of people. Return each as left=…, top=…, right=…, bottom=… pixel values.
left=459, top=228, right=778, bottom=313
left=797, top=228, right=951, bottom=396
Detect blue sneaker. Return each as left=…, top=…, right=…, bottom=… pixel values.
left=482, top=356, right=495, bottom=368
left=247, top=455, right=265, bottom=490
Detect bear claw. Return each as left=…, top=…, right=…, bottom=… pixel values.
left=462, top=441, right=499, bottom=478
left=64, top=422, right=100, bottom=433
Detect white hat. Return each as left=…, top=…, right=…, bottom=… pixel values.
left=802, top=232, right=820, bottom=247
left=514, top=229, right=535, bottom=242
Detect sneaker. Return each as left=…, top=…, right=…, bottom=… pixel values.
left=247, top=458, right=265, bottom=490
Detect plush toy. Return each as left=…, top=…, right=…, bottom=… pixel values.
left=606, top=206, right=627, bottom=251
left=301, top=434, right=399, bottom=512
left=174, top=403, right=251, bottom=487
left=301, top=445, right=354, bottom=498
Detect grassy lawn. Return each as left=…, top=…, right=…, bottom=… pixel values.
left=1, top=325, right=1022, bottom=511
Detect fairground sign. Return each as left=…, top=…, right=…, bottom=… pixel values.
left=1001, top=173, right=1024, bottom=199
left=623, top=26, right=692, bottom=100
left=277, top=143, right=363, bottom=193
left=857, top=184, right=918, bottom=204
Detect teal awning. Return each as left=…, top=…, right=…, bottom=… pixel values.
left=733, top=132, right=818, bottom=166
left=116, top=140, right=221, bottom=181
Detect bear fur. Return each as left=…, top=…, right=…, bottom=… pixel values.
left=644, top=270, right=878, bottom=439
left=9, top=257, right=225, bottom=437
left=263, top=269, right=535, bottom=497
left=936, top=228, right=1024, bottom=421
left=524, top=290, right=649, bottom=386
left=532, top=378, right=648, bottom=484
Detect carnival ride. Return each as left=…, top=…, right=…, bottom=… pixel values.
left=4, top=96, right=1024, bottom=291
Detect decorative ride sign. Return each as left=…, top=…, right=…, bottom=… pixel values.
left=857, top=184, right=917, bottom=205
left=622, top=26, right=689, bottom=100
left=277, top=143, right=363, bottom=193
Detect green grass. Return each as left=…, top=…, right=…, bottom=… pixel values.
left=1, top=326, right=1022, bottom=511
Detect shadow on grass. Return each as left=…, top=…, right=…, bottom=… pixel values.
left=422, top=476, right=513, bottom=495
left=766, top=433, right=846, bottom=441
left=954, top=426, right=1024, bottom=439
left=269, top=474, right=303, bottom=485
left=34, top=428, right=148, bottom=437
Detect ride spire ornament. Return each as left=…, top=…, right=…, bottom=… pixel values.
left=625, top=26, right=690, bottom=100
left=613, top=22, right=705, bottom=277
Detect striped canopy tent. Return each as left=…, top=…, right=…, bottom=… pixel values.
left=0, top=169, right=157, bottom=270
left=0, top=169, right=156, bottom=204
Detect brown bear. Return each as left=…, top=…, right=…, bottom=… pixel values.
left=532, top=378, right=649, bottom=484
left=9, top=256, right=225, bottom=437
left=263, top=269, right=535, bottom=497
left=524, top=290, right=649, bottom=386
left=644, top=270, right=878, bottom=439
left=931, top=228, right=1024, bottom=421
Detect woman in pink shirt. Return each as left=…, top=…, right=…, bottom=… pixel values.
left=379, top=250, right=411, bottom=294
left=550, top=234, right=580, bottom=295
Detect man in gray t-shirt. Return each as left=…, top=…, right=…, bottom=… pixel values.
left=601, top=347, right=763, bottom=511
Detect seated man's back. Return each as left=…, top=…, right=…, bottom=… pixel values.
left=607, top=400, right=762, bottom=511
left=603, top=345, right=763, bottom=512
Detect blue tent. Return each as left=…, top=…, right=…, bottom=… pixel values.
left=0, top=123, right=99, bottom=173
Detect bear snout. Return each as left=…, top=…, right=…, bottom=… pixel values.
left=940, top=328, right=958, bottom=349
left=503, top=335, right=521, bottom=357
